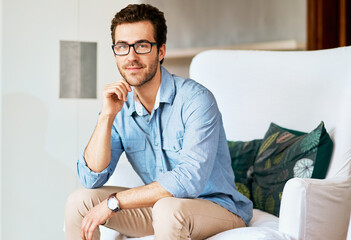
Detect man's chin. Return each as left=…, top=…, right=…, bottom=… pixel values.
left=120, top=65, right=156, bottom=87
left=124, top=76, right=144, bottom=87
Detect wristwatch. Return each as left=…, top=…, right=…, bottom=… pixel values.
left=107, top=193, right=121, bottom=213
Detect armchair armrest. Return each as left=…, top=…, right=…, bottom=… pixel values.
left=278, top=177, right=351, bottom=240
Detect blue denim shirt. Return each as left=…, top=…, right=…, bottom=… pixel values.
left=77, top=67, right=253, bottom=225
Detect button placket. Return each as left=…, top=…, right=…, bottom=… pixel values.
left=154, top=109, right=164, bottom=175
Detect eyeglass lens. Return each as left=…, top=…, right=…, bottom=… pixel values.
left=114, top=42, right=152, bottom=55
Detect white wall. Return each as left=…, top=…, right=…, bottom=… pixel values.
left=1, top=1, right=305, bottom=239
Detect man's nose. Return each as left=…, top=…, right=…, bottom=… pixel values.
left=126, top=46, right=139, bottom=60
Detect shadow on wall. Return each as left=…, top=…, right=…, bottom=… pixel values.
left=3, top=93, right=77, bottom=240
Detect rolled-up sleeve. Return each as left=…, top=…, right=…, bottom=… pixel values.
left=77, top=123, right=124, bottom=188
left=157, top=90, right=220, bottom=198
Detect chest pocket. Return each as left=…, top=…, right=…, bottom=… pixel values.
left=162, top=137, right=183, bottom=152
left=123, top=138, right=147, bottom=174
left=123, top=139, right=146, bottom=153
left=161, top=124, right=184, bottom=152
left=162, top=137, right=183, bottom=169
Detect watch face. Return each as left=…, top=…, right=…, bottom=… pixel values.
left=108, top=196, right=119, bottom=211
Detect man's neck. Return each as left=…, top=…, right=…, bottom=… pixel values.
left=134, top=67, right=162, bottom=114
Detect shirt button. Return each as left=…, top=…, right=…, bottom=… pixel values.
left=155, top=142, right=159, bottom=146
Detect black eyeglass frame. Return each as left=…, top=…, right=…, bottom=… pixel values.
left=112, top=41, right=157, bottom=56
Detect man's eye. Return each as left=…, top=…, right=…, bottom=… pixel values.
left=138, top=43, right=149, bottom=48
left=117, top=45, right=128, bottom=50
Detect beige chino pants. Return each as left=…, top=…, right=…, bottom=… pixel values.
left=65, top=186, right=246, bottom=240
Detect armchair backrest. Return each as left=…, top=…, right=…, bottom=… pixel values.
left=189, top=47, right=351, bottom=178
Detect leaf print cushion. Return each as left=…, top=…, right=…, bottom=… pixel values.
left=251, top=122, right=333, bottom=216
left=228, top=140, right=263, bottom=200
left=293, top=158, right=314, bottom=178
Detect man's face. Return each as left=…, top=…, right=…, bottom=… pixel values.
left=114, top=21, right=165, bottom=87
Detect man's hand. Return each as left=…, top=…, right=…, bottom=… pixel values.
left=101, top=79, right=132, bottom=117
left=80, top=199, right=114, bottom=240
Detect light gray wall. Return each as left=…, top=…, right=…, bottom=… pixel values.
left=2, top=1, right=79, bottom=238
left=148, top=0, right=306, bottom=78
left=145, top=0, right=306, bottom=50
left=1, top=0, right=305, bottom=239
left=0, top=0, right=2, bottom=239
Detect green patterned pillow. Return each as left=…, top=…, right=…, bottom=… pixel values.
left=252, top=122, right=333, bottom=216
left=228, top=140, right=263, bottom=200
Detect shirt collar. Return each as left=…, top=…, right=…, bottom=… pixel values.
left=159, top=66, right=176, bottom=105
left=126, top=66, right=175, bottom=116
left=134, top=86, right=160, bottom=116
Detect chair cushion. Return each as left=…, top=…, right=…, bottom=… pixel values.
left=252, top=122, right=333, bottom=216
left=228, top=140, right=262, bottom=199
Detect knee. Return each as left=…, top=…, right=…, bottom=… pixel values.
left=66, top=188, right=89, bottom=208
left=152, top=197, right=189, bottom=224
left=65, top=188, right=97, bottom=218
left=152, top=197, right=193, bottom=239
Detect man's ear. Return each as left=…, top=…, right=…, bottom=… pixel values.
left=158, top=44, right=166, bottom=62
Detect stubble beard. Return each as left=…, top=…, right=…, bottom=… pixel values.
left=118, top=57, right=159, bottom=87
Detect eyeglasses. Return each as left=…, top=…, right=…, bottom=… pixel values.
left=112, top=41, right=157, bottom=56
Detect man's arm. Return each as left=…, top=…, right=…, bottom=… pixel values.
left=116, top=181, right=173, bottom=209
left=84, top=114, right=115, bottom=172
left=84, top=80, right=132, bottom=172
left=157, top=89, right=221, bottom=198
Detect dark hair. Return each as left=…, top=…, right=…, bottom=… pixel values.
left=111, top=4, right=167, bottom=64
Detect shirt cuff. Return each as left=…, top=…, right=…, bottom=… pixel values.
left=77, top=151, right=111, bottom=189
left=157, top=171, right=190, bottom=198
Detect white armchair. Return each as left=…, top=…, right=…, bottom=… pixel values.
left=101, top=46, right=351, bottom=240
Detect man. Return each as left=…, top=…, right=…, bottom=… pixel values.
left=65, top=4, right=252, bottom=240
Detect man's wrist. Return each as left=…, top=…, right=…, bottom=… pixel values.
left=99, top=112, right=117, bottom=121
left=107, top=193, right=121, bottom=213
left=97, top=113, right=116, bottom=128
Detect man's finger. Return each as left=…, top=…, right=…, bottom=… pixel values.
left=104, top=88, right=124, bottom=101
left=120, top=79, right=132, bottom=92
left=81, top=217, right=93, bottom=240
left=80, top=218, right=87, bottom=240
left=104, top=83, right=129, bottom=101
left=86, top=221, right=98, bottom=240
left=105, top=80, right=129, bottom=91
left=115, top=85, right=128, bottom=101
